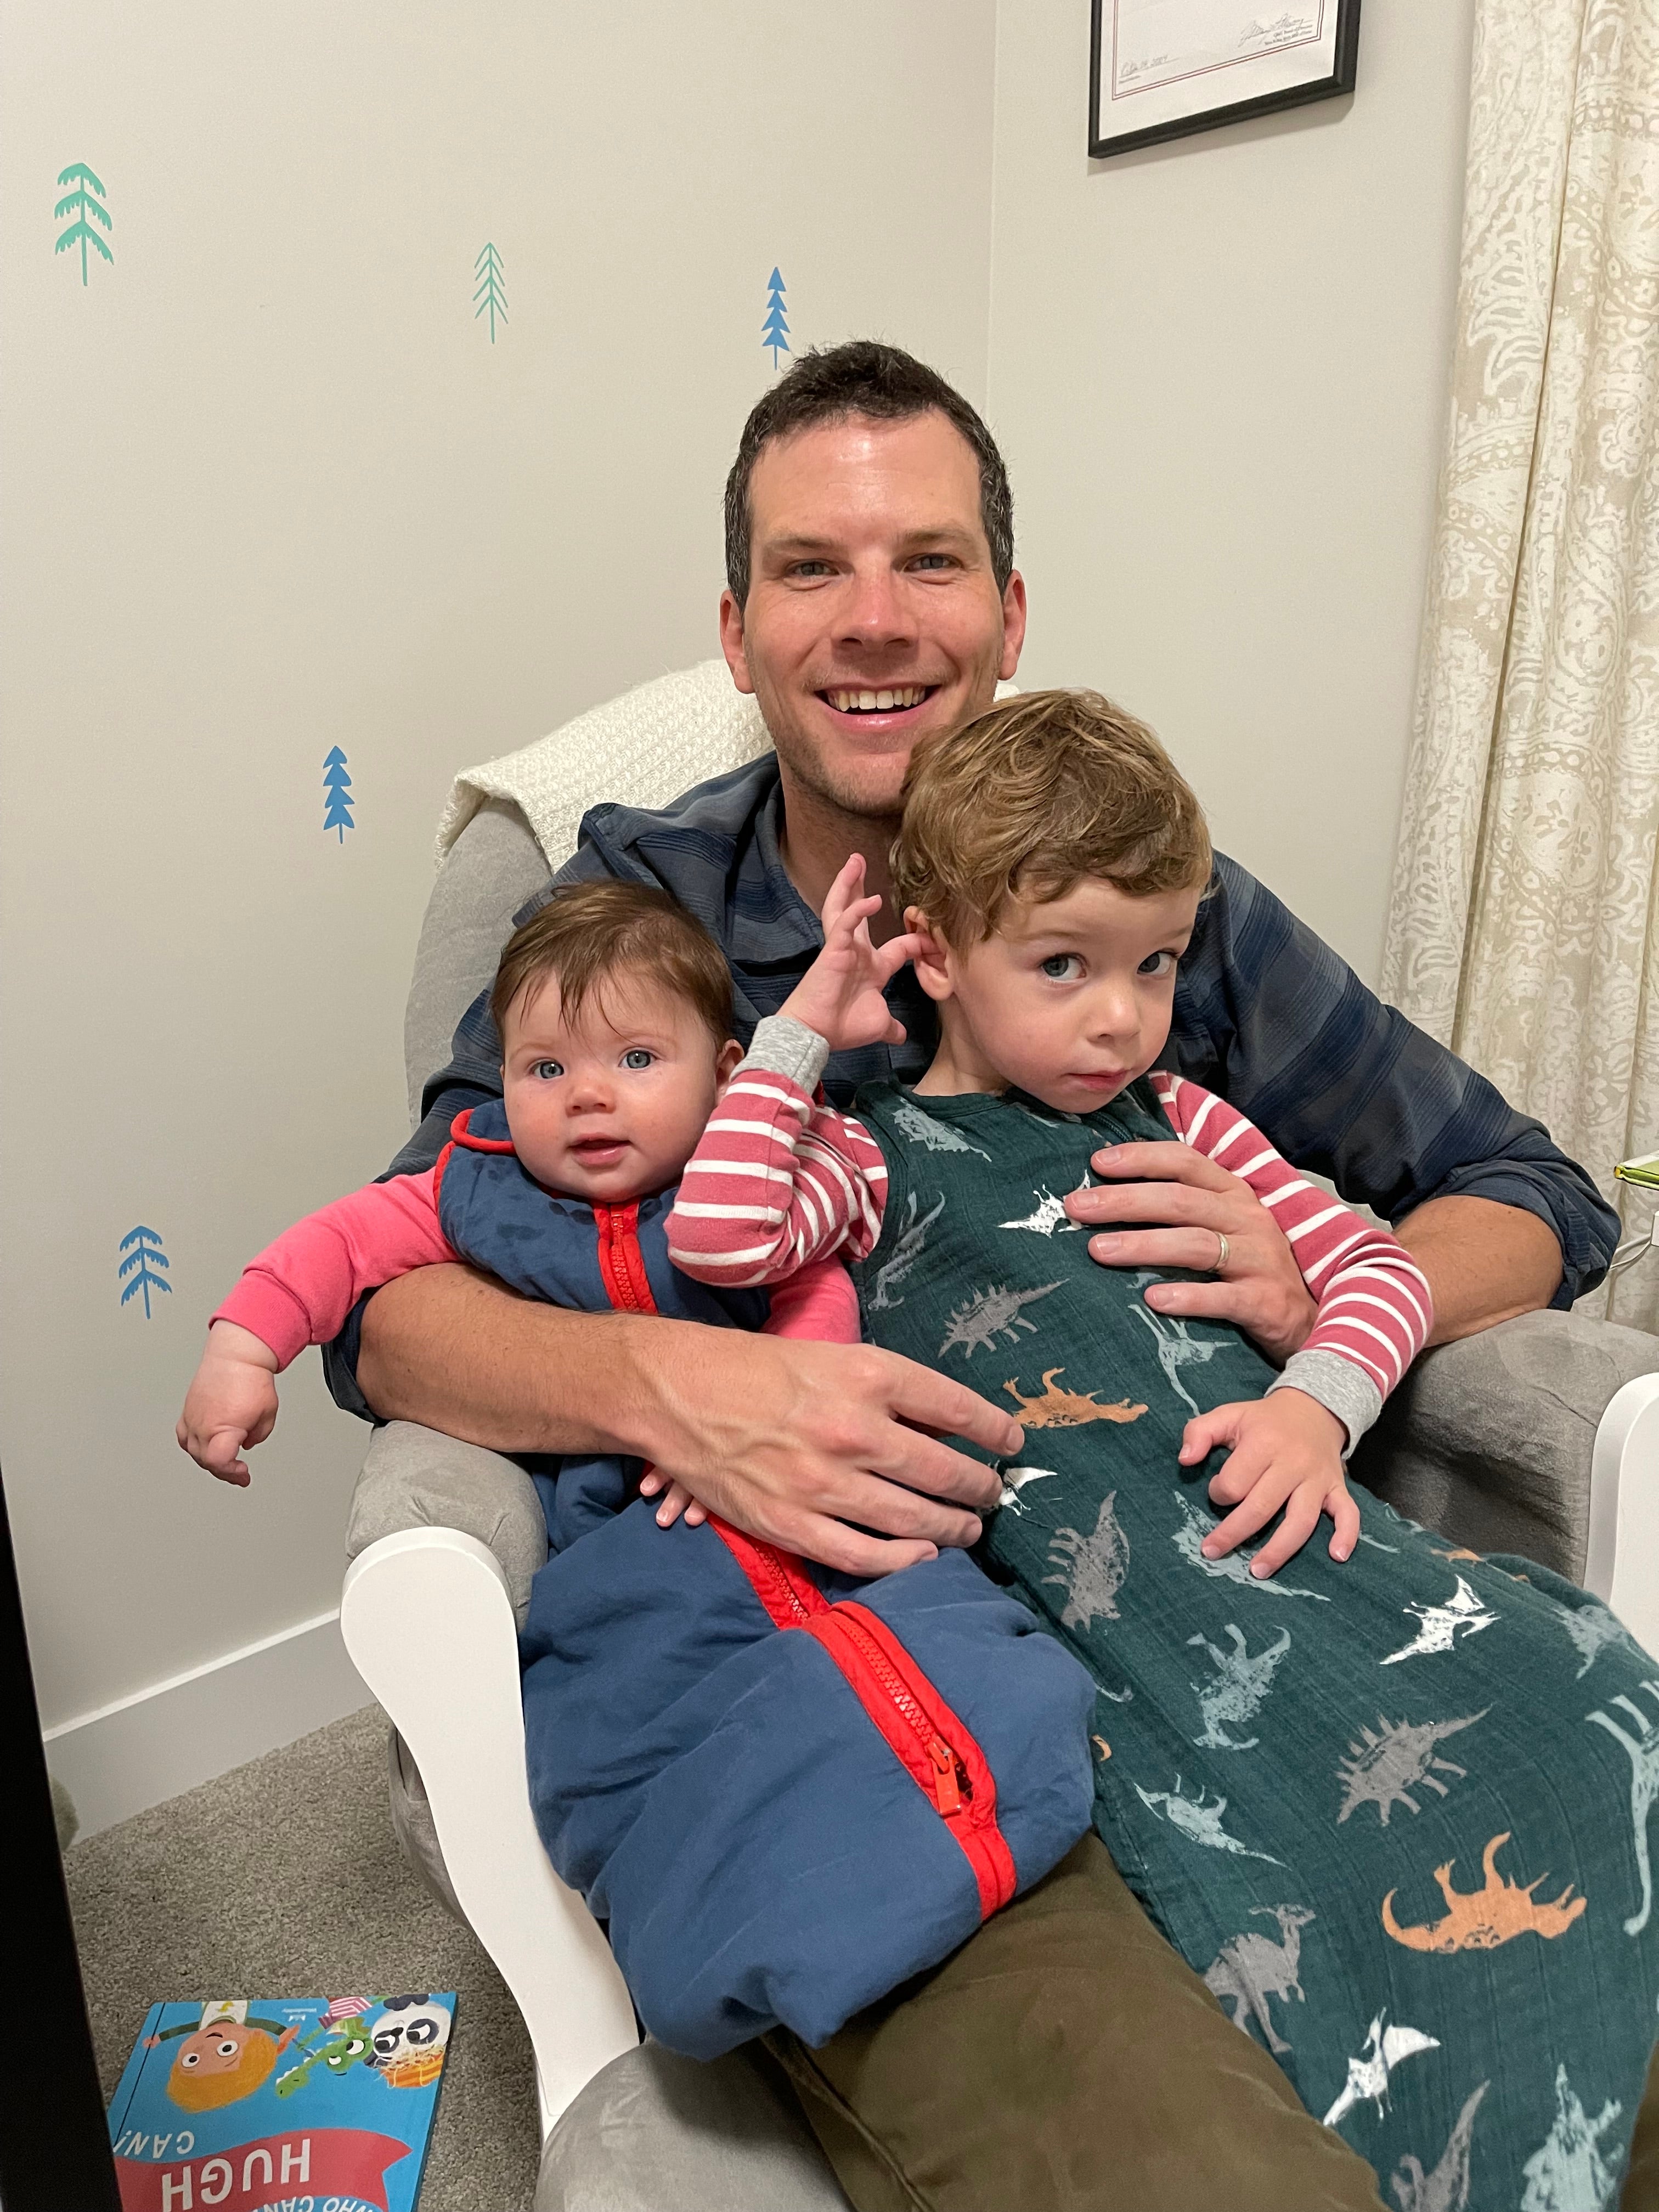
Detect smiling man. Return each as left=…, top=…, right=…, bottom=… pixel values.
left=328, top=344, right=1623, bottom=2211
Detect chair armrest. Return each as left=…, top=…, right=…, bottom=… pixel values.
left=1351, top=1309, right=1657, bottom=1581
left=342, top=1526, right=639, bottom=2138
left=346, top=1420, right=548, bottom=1628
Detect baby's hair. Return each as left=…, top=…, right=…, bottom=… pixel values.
left=890, top=688, right=1212, bottom=945
left=490, top=879, right=735, bottom=1048
left=166, top=2030, right=280, bottom=2113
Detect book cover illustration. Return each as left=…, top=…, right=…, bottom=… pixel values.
left=106, top=1993, right=455, bottom=2211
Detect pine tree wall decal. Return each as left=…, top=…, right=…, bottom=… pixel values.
left=763, top=268, right=789, bottom=369
left=119, top=1227, right=171, bottom=1319
left=323, top=747, right=354, bottom=840
left=55, top=163, right=114, bottom=286
left=474, top=242, right=507, bottom=342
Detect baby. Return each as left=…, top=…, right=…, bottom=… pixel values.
left=177, top=878, right=889, bottom=1485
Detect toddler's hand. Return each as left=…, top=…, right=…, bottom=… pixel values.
left=1179, top=1390, right=1356, bottom=1578
left=177, top=1322, right=281, bottom=1487
left=778, top=855, right=923, bottom=1055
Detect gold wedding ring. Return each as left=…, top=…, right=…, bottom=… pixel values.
left=1211, top=1230, right=1229, bottom=1275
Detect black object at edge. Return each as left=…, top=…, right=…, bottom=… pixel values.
left=1089, top=1, right=1362, bottom=161
left=0, top=1460, right=121, bottom=2209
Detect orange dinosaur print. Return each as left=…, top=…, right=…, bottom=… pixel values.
left=1432, top=1547, right=1482, bottom=1564
left=1092, top=1735, right=1113, bottom=1762
left=1381, top=1832, right=1587, bottom=1953
left=1003, top=1369, right=1148, bottom=1429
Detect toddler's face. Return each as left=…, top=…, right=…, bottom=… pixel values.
left=915, top=875, right=1201, bottom=1113
left=501, top=969, right=739, bottom=1203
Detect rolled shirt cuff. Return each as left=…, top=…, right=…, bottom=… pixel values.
left=1266, top=1349, right=1383, bottom=1458
left=743, top=1014, right=832, bottom=1093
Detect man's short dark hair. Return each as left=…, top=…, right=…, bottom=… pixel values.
left=723, top=341, right=1014, bottom=608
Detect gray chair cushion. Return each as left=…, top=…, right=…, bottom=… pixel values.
left=536, top=2040, right=850, bottom=2212
left=1351, top=1307, right=1656, bottom=1578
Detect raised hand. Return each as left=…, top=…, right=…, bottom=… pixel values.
left=779, top=854, right=924, bottom=1054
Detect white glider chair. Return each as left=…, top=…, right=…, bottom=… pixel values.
left=340, top=662, right=1659, bottom=2211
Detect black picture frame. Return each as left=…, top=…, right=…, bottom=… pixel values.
left=1090, top=2, right=1361, bottom=160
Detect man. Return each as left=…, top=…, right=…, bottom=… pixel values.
left=329, top=344, right=1622, bottom=2210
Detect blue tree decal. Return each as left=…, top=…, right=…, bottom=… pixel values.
left=323, top=746, right=354, bottom=841
left=474, top=242, right=507, bottom=343
left=763, top=268, right=789, bottom=369
left=55, top=162, right=114, bottom=286
left=119, top=1227, right=171, bottom=1319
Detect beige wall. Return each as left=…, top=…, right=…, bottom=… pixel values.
left=0, top=0, right=996, bottom=1732
left=986, top=0, right=1477, bottom=982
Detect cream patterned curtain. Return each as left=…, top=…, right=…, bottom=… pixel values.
left=1381, top=0, right=1659, bottom=1329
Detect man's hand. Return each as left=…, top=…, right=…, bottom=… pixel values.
left=777, top=854, right=923, bottom=1054
left=356, top=1267, right=1015, bottom=1577
left=633, top=1329, right=1019, bottom=1576
left=1065, top=1143, right=1317, bottom=1364
left=177, top=1321, right=281, bottom=1487
left=1180, top=1390, right=1356, bottom=1577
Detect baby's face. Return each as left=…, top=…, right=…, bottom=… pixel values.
left=919, top=876, right=1201, bottom=1113
left=501, top=969, right=738, bottom=1203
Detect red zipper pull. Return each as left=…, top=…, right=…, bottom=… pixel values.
left=929, top=1737, right=963, bottom=1816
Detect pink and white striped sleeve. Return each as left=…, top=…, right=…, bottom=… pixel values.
left=668, top=1016, right=888, bottom=1288
left=1150, top=1070, right=1433, bottom=1449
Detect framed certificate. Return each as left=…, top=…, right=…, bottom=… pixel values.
left=1090, top=2, right=1361, bottom=159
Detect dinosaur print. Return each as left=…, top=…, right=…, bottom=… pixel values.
left=1170, top=1493, right=1330, bottom=1601
left=996, top=1464, right=1058, bottom=1515
left=1092, top=1735, right=1112, bottom=1761
left=1322, top=2013, right=1441, bottom=2130
left=1381, top=1831, right=1587, bottom=1953
left=1358, top=1532, right=1401, bottom=1553
left=867, top=1190, right=945, bottom=1311
left=1390, top=2081, right=1487, bottom=2212
left=1585, top=1679, right=1659, bottom=1935
left=1519, top=2065, right=1624, bottom=2211
left=1004, top=1368, right=1147, bottom=1429
left=1560, top=1599, right=1637, bottom=1681
left=938, top=1282, right=1061, bottom=1359
left=1380, top=1576, right=1499, bottom=1665
left=998, top=1183, right=1087, bottom=1235
left=1133, top=1776, right=1284, bottom=1864
left=1186, top=1624, right=1292, bottom=1750
left=1132, top=1302, right=1222, bottom=1417
left=890, top=1098, right=991, bottom=1160
left=1203, top=1905, right=1314, bottom=2054
left=1431, top=1547, right=1482, bottom=1565
left=1043, top=1492, right=1130, bottom=1630
left=1336, top=1709, right=1488, bottom=1826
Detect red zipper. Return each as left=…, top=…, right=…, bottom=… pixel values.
left=585, top=1195, right=1016, bottom=1919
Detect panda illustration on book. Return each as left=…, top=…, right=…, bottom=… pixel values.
left=365, top=1994, right=453, bottom=2091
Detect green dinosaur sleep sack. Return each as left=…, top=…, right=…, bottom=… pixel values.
left=849, top=1078, right=1659, bottom=2212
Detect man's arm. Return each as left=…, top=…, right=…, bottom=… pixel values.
left=356, top=1261, right=1012, bottom=1577
left=1392, top=1193, right=1563, bottom=1344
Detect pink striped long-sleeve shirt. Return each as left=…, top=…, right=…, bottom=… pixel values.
left=668, top=1019, right=1433, bottom=1447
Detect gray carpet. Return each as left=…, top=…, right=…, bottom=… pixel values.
left=64, top=1703, right=541, bottom=2211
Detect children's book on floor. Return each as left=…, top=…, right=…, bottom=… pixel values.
left=105, top=1994, right=455, bottom=2212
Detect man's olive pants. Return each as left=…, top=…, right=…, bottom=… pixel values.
left=770, top=1835, right=1659, bottom=2212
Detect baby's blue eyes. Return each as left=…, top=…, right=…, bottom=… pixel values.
left=1037, top=951, right=1176, bottom=981
left=1040, top=955, right=1081, bottom=980
left=531, top=1059, right=563, bottom=1080
left=1138, top=950, right=1177, bottom=977
left=623, top=1049, right=654, bottom=1070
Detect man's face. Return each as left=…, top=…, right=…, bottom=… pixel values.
left=720, top=410, right=1026, bottom=823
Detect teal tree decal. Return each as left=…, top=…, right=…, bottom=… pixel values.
left=119, top=1227, right=171, bottom=1319
left=323, top=747, right=354, bottom=841
left=55, top=163, right=114, bottom=286
left=474, top=242, right=507, bottom=343
left=763, top=268, right=789, bottom=369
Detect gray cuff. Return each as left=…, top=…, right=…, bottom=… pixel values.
left=1267, top=1350, right=1383, bottom=1458
left=742, top=1014, right=831, bottom=1093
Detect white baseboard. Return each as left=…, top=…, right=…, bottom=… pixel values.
left=45, top=1610, right=374, bottom=1839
